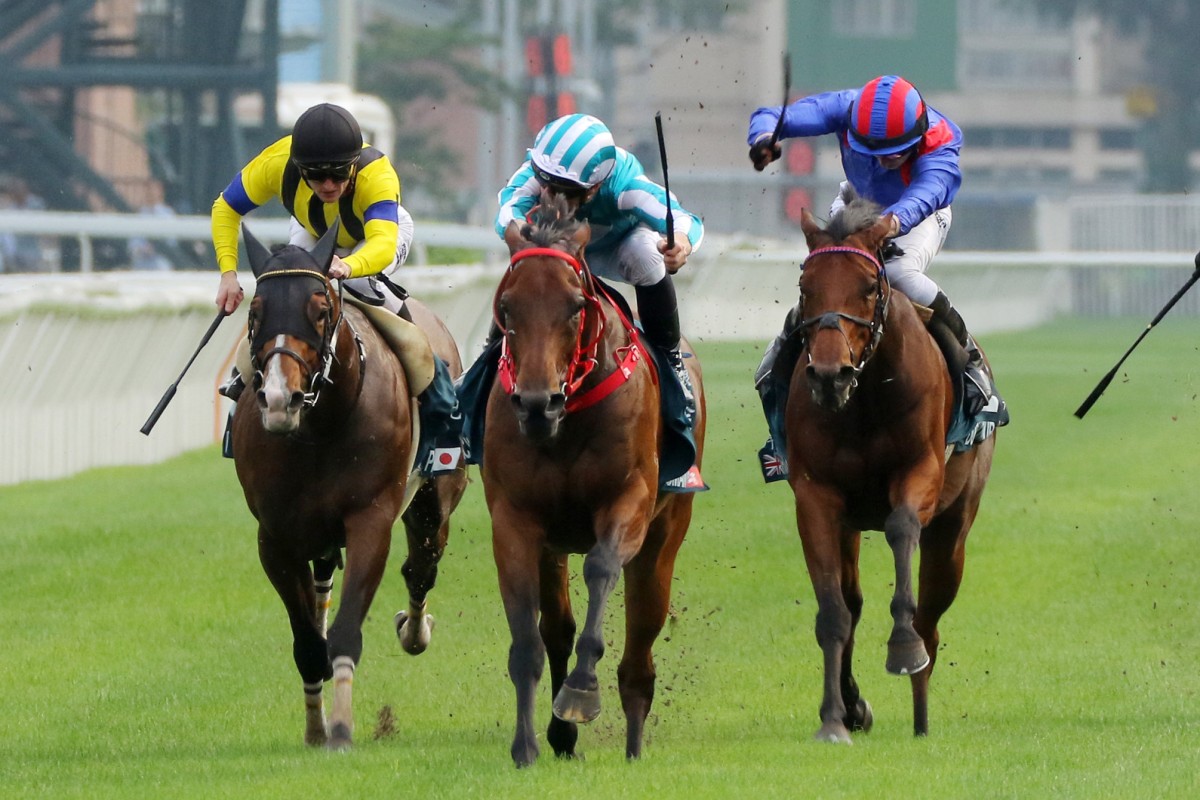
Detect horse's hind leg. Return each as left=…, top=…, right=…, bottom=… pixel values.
left=313, top=555, right=338, bottom=638
left=259, top=533, right=330, bottom=747
left=325, top=506, right=394, bottom=750
left=617, top=510, right=688, bottom=760
left=838, top=531, right=872, bottom=733
left=539, top=553, right=579, bottom=758
left=396, top=474, right=463, bottom=654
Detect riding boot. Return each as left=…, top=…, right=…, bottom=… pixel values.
left=416, top=355, right=464, bottom=476
left=929, top=291, right=989, bottom=416
left=635, top=275, right=696, bottom=427
left=218, top=368, right=245, bottom=402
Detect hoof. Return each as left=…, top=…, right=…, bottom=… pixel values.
left=512, top=740, right=540, bottom=768
left=326, top=722, right=352, bottom=751
left=304, top=727, right=328, bottom=747
left=552, top=684, right=601, bottom=724
left=847, top=698, right=873, bottom=733
left=814, top=721, right=853, bottom=744
left=395, top=609, right=435, bottom=655
left=886, top=638, right=930, bottom=676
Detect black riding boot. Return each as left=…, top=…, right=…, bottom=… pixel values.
left=218, top=368, right=245, bottom=402
left=929, top=291, right=970, bottom=349
left=635, top=275, right=695, bottom=424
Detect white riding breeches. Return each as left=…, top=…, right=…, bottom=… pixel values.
left=584, top=224, right=667, bottom=287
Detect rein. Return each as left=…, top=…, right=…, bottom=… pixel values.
left=497, top=247, right=645, bottom=413
left=797, top=245, right=891, bottom=377
left=250, top=269, right=365, bottom=409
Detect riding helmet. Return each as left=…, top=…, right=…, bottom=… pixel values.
left=529, top=114, right=617, bottom=189
left=846, top=75, right=928, bottom=156
left=290, top=103, right=364, bottom=168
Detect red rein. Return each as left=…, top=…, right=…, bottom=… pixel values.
left=497, top=247, right=645, bottom=413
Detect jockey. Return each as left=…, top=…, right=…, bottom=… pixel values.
left=748, top=74, right=973, bottom=355
left=210, top=102, right=461, bottom=472
left=495, top=113, right=704, bottom=421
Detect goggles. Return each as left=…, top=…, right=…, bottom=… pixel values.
left=296, top=160, right=357, bottom=183
left=532, top=163, right=590, bottom=196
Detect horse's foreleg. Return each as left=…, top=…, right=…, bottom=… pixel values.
left=259, top=534, right=329, bottom=747
left=493, top=508, right=545, bottom=767
left=617, top=510, right=688, bottom=760
left=325, top=507, right=394, bottom=750
left=553, top=537, right=622, bottom=726
left=909, top=505, right=973, bottom=736
left=883, top=505, right=930, bottom=677
left=539, top=553, right=578, bottom=758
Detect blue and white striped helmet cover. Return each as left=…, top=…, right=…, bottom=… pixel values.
left=529, top=114, right=617, bottom=188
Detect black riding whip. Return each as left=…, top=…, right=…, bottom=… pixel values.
left=769, top=52, right=792, bottom=149
left=1074, top=250, right=1200, bottom=419
left=654, top=111, right=675, bottom=253
left=140, top=309, right=228, bottom=435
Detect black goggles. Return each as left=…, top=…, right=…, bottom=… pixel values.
left=532, top=163, right=588, bottom=195
left=296, top=161, right=357, bottom=183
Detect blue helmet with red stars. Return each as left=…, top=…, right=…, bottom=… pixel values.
left=847, top=75, right=929, bottom=156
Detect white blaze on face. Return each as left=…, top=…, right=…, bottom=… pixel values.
left=260, top=335, right=299, bottom=431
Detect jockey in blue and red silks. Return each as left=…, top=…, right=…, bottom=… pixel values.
left=749, top=74, right=967, bottom=342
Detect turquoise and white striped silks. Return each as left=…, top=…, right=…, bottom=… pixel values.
left=528, top=114, right=617, bottom=188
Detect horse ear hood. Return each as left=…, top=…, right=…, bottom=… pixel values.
left=242, top=224, right=273, bottom=278
left=309, top=220, right=340, bottom=275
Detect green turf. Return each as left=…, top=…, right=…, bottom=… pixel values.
left=2, top=317, right=1198, bottom=799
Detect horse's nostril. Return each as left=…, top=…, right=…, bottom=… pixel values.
left=546, top=393, right=566, bottom=414
left=289, top=391, right=306, bottom=410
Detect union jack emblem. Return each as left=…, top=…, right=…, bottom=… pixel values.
left=758, top=438, right=789, bottom=483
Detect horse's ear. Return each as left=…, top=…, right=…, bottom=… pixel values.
left=861, top=214, right=896, bottom=253
left=504, top=219, right=526, bottom=254
left=570, top=219, right=590, bottom=253
left=243, top=224, right=272, bottom=278
left=799, top=208, right=822, bottom=239
left=310, top=220, right=341, bottom=274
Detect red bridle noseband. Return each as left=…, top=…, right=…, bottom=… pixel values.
left=496, top=247, right=645, bottom=413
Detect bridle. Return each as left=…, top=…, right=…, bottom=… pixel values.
left=248, top=268, right=364, bottom=409
left=797, top=245, right=891, bottom=380
left=495, top=247, right=645, bottom=413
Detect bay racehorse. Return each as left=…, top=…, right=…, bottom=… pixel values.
left=784, top=201, right=996, bottom=742
left=231, top=223, right=467, bottom=749
left=484, top=196, right=706, bottom=766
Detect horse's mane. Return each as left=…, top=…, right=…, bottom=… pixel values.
left=521, top=193, right=585, bottom=250
left=825, top=186, right=883, bottom=242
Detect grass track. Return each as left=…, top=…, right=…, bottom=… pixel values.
left=2, top=317, right=1198, bottom=799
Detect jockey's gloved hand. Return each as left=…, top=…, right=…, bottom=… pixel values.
left=749, top=134, right=781, bottom=172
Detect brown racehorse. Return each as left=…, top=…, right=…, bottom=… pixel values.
left=483, top=196, right=706, bottom=766
left=784, top=201, right=996, bottom=743
left=231, top=224, right=467, bottom=749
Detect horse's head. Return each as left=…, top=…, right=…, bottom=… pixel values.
left=496, top=194, right=596, bottom=442
left=243, top=223, right=341, bottom=434
left=796, top=200, right=894, bottom=410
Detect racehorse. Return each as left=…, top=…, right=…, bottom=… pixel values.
left=483, top=196, right=706, bottom=766
left=231, top=223, right=467, bottom=749
left=783, top=201, right=996, bottom=743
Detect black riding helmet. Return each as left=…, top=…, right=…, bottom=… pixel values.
left=290, top=103, right=363, bottom=173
